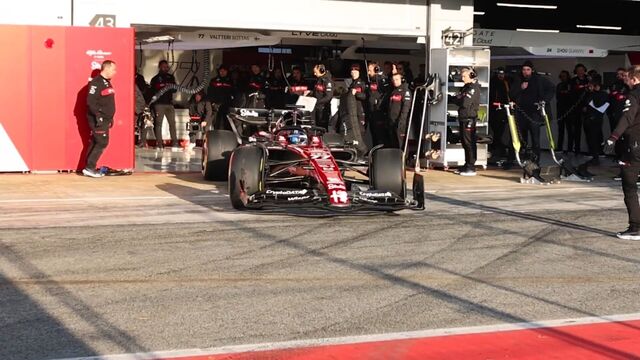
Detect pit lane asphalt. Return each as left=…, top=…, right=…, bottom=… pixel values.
left=1, top=169, right=639, bottom=359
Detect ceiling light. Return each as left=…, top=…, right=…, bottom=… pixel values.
left=497, top=3, right=558, bottom=9
left=142, top=35, right=175, bottom=43
left=576, top=25, right=622, bottom=30
left=516, top=28, right=560, bottom=33
left=473, top=11, right=485, bottom=15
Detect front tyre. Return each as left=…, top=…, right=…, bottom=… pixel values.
left=228, top=145, right=266, bottom=210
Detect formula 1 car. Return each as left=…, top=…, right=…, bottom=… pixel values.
left=201, top=103, right=424, bottom=212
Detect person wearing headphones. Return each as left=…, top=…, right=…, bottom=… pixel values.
left=366, top=61, right=390, bottom=146
left=509, top=60, right=554, bottom=182
left=449, top=67, right=480, bottom=176
left=306, top=63, right=334, bottom=129
left=207, top=64, right=234, bottom=130
left=385, top=72, right=412, bottom=149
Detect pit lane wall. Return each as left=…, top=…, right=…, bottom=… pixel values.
left=0, top=25, right=134, bottom=172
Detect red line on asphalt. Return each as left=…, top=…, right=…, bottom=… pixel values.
left=163, top=320, right=640, bottom=360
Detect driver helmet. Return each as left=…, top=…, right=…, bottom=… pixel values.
left=288, top=129, right=308, bottom=145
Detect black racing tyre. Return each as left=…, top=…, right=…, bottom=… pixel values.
left=370, top=147, right=406, bottom=199
left=229, top=145, right=266, bottom=210
left=323, top=132, right=345, bottom=147
left=202, top=130, right=238, bottom=181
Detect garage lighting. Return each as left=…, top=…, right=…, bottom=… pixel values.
left=141, top=35, right=175, bottom=43
left=516, top=28, right=560, bottom=33
left=473, top=11, right=485, bottom=15
left=576, top=25, right=622, bottom=30
left=497, top=3, right=557, bottom=9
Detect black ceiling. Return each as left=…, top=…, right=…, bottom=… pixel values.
left=474, top=0, right=640, bottom=36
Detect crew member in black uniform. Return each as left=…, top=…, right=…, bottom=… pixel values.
left=489, top=67, right=511, bottom=164
left=288, top=67, right=308, bottom=96
left=187, top=90, right=214, bottom=149
left=207, top=64, right=234, bottom=130
left=307, top=63, right=334, bottom=129
left=604, top=66, right=640, bottom=240
left=582, top=74, right=609, bottom=165
left=450, top=67, right=480, bottom=176
left=385, top=72, right=412, bottom=149
left=150, top=60, right=178, bottom=149
left=266, top=68, right=286, bottom=109
left=556, top=70, right=572, bottom=153
left=510, top=60, right=554, bottom=181
left=567, top=63, right=589, bottom=154
left=334, top=64, right=368, bottom=156
left=286, top=66, right=308, bottom=105
left=84, top=60, right=117, bottom=178
left=366, top=61, right=389, bottom=146
left=609, top=68, right=630, bottom=164
left=246, top=64, right=266, bottom=108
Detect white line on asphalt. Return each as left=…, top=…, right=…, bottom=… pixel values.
left=54, top=312, right=640, bottom=360
left=0, top=195, right=223, bottom=203
left=426, top=186, right=616, bottom=194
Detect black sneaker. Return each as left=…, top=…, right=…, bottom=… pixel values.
left=616, top=227, right=640, bottom=241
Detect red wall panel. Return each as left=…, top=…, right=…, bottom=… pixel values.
left=0, top=26, right=32, bottom=169
left=31, top=26, right=67, bottom=170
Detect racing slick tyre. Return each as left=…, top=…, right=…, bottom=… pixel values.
left=229, top=145, right=266, bottom=210
left=202, top=130, right=238, bottom=181
left=370, top=147, right=406, bottom=199
left=322, top=133, right=345, bottom=147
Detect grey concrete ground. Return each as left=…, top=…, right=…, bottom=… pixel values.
left=0, top=169, right=639, bottom=359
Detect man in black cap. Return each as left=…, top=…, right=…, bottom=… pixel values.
left=510, top=60, right=554, bottom=181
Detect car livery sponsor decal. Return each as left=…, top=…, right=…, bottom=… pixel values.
left=287, top=195, right=312, bottom=201
left=357, top=191, right=393, bottom=198
left=266, top=189, right=308, bottom=196
left=329, top=190, right=348, bottom=204
left=327, top=183, right=345, bottom=190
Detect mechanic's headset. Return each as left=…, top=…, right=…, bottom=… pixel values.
left=316, top=64, right=326, bottom=75
left=372, top=64, right=380, bottom=73
left=468, top=67, right=477, bottom=79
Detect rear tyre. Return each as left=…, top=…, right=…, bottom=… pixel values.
left=202, top=130, right=238, bottom=181
left=370, top=148, right=405, bottom=199
left=229, top=145, right=266, bottom=210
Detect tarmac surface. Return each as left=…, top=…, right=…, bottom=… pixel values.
left=1, top=163, right=639, bottom=359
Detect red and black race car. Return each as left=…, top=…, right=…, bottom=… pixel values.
left=201, top=106, right=424, bottom=212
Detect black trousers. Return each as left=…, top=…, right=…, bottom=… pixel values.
left=459, top=119, right=477, bottom=168
left=368, top=111, right=388, bottom=147
left=556, top=105, right=570, bottom=151
left=312, top=105, right=331, bottom=129
left=583, top=115, right=603, bottom=159
left=86, top=115, right=111, bottom=170
left=516, top=110, right=543, bottom=163
left=489, top=109, right=507, bottom=158
left=154, top=104, right=177, bottom=146
left=622, top=162, right=640, bottom=230
left=565, top=110, right=583, bottom=154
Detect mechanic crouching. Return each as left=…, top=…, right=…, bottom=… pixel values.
left=188, top=90, right=214, bottom=149
left=307, top=63, right=334, bottom=129
left=384, top=72, right=412, bottom=149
